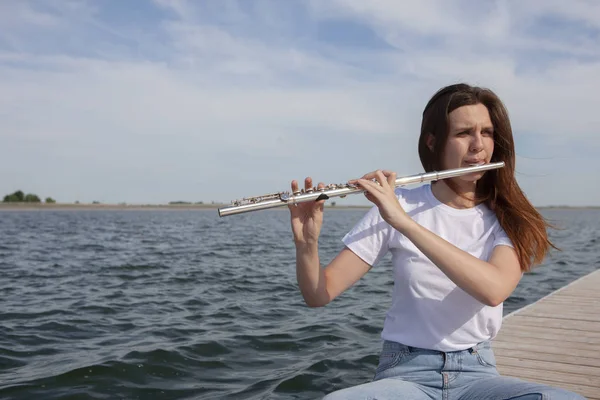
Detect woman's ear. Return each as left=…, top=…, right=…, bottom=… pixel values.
left=426, top=133, right=435, bottom=152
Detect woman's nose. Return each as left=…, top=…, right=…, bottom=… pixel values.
left=470, top=132, right=484, bottom=151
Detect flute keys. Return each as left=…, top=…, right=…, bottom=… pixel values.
left=230, top=192, right=286, bottom=206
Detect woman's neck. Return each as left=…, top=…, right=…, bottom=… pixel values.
left=431, top=180, right=478, bottom=209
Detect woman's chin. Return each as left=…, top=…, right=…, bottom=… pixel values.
left=457, top=173, right=484, bottom=184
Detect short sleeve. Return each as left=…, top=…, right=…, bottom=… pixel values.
left=492, top=224, right=514, bottom=249
left=341, top=205, right=392, bottom=267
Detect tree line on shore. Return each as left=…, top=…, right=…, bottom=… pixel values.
left=3, top=190, right=55, bottom=203
left=2, top=191, right=219, bottom=205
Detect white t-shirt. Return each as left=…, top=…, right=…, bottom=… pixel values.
left=341, top=183, right=514, bottom=352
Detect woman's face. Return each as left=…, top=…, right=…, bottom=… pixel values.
left=440, top=103, right=495, bottom=184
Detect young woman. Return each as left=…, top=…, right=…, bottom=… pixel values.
left=289, top=83, right=585, bottom=399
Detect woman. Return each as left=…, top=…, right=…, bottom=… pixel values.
left=289, top=83, right=585, bottom=399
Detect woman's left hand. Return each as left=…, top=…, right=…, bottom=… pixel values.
left=348, top=170, right=410, bottom=228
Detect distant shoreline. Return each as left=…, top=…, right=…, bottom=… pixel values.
left=0, top=203, right=372, bottom=211
left=0, top=203, right=228, bottom=211
left=0, top=203, right=599, bottom=211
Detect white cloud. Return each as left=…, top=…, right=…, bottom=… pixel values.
left=1, top=0, right=599, bottom=205
left=0, top=2, right=60, bottom=30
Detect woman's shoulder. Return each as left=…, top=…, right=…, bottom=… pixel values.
left=394, top=184, right=429, bottom=198
left=394, top=184, right=431, bottom=208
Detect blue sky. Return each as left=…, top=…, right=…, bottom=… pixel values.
left=2, top=0, right=599, bottom=206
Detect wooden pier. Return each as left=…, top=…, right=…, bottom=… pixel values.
left=493, top=268, right=600, bottom=399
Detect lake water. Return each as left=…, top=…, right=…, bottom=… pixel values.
left=1, top=207, right=598, bottom=399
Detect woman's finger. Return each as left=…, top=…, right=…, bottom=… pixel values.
left=315, top=182, right=326, bottom=210
left=356, top=178, right=384, bottom=198
left=374, top=170, right=389, bottom=188
left=289, top=180, right=298, bottom=211
left=304, top=177, right=313, bottom=192
left=350, top=170, right=397, bottom=190
left=354, top=170, right=386, bottom=189
left=316, top=181, right=326, bottom=200
left=381, top=170, right=397, bottom=187
left=360, top=171, right=378, bottom=180
left=359, top=173, right=385, bottom=193
left=364, top=190, right=375, bottom=203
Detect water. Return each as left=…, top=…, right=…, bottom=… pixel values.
left=1, top=207, right=598, bottom=399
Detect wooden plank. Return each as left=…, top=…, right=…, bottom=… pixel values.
left=543, top=285, right=600, bottom=295
left=496, top=324, right=600, bottom=341
left=517, top=304, right=600, bottom=315
left=538, top=296, right=600, bottom=304
left=514, top=311, right=600, bottom=323
left=493, top=335, right=600, bottom=351
left=492, top=340, right=595, bottom=359
left=545, top=292, right=600, bottom=298
left=496, top=329, right=600, bottom=349
left=495, top=355, right=600, bottom=377
left=493, top=347, right=600, bottom=368
left=498, top=364, right=599, bottom=387
left=539, top=296, right=600, bottom=303
left=537, top=299, right=600, bottom=307
left=502, top=315, right=600, bottom=332
left=532, top=298, right=600, bottom=306
left=496, top=375, right=600, bottom=400
left=494, top=269, right=600, bottom=398
left=540, top=293, right=600, bottom=300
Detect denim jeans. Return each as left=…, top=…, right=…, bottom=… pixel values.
left=322, top=340, right=586, bottom=400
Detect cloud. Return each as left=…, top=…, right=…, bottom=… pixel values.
left=1, top=0, right=598, bottom=206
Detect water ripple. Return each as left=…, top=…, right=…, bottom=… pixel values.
left=0, top=208, right=598, bottom=399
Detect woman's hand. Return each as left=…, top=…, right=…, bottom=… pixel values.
left=289, top=177, right=326, bottom=246
left=349, top=170, right=409, bottom=228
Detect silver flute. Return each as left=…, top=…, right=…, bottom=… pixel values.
left=218, top=161, right=505, bottom=217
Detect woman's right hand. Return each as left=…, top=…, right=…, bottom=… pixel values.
left=289, top=177, right=326, bottom=246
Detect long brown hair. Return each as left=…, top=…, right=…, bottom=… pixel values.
left=418, top=83, right=556, bottom=271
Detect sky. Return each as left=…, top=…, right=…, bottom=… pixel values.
left=1, top=0, right=600, bottom=207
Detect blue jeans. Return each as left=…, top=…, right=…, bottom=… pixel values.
left=323, top=340, right=586, bottom=399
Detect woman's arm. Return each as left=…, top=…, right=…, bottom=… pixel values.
left=396, top=219, right=522, bottom=306
left=297, top=245, right=372, bottom=307
left=290, top=177, right=372, bottom=307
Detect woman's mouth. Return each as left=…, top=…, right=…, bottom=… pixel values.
left=464, top=160, right=486, bottom=167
